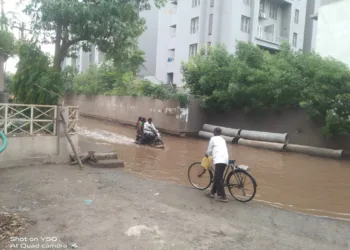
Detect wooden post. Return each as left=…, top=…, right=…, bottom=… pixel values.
left=30, top=105, right=33, bottom=135
left=60, top=109, right=84, bottom=170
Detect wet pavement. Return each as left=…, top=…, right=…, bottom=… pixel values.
left=78, top=117, right=350, bottom=221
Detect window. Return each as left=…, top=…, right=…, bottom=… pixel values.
left=189, top=44, right=198, bottom=58
left=190, top=17, right=199, bottom=34
left=269, top=5, right=278, bottom=20
left=208, top=14, right=213, bottom=35
left=192, top=0, right=200, bottom=8
left=294, top=9, right=299, bottom=24
left=210, top=0, right=214, bottom=7
left=241, top=16, right=250, bottom=34
left=167, top=73, right=174, bottom=84
left=260, top=0, right=265, bottom=11
left=243, top=0, right=250, bottom=6
left=293, top=33, right=297, bottom=47
left=207, top=42, right=211, bottom=48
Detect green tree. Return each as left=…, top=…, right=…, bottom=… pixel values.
left=0, top=0, right=16, bottom=59
left=182, top=42, right=350, bottom=137
left=4, top=72, right=13, bottom=93
left=12, top=41, right=63, bottom=105
left=182, top=45, right=235, bottom=111
left=24, top=0, right=166, bottom=72
left=0, top=30, right=15, bottom=58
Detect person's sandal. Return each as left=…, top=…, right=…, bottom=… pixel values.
left=214, top=196, right=228, bottom=203
left=205, top=193, right=214, bottom=198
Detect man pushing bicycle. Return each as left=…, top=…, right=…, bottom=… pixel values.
left=205, top=127, right=229, bottom=202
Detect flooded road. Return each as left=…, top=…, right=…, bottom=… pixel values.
left=79, top=117, right=350, bottom=221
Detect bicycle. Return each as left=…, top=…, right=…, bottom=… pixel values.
left=188, top=159, right=257, bottom=202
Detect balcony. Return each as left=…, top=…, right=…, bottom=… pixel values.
left=256, top=31, right=288, bottom=45
left=256, top=25, right=288, bottom=45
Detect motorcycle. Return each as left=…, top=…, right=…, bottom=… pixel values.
left=135, top=131, right=165, bottom=148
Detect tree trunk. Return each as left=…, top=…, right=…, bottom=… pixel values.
left=53, top=24, right=63, bottom=72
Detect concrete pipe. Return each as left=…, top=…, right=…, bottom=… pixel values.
left=286, top=144, right=343, bottom=159
left=202, top=124, right=240, bottom=137
left=239, top=130, right=289, bottom=144
left=237, top=139, right=286, bottom=152
left=198, top=131, right=234, bottom=144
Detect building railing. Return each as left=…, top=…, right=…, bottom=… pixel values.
left=256, top=27, right=289, bottom=45
left=0, top=104, right=79, bottom=136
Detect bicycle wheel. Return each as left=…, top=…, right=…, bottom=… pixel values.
left=226, top=169, right=257, bottom=202
left=188, top=162, right=213, bottom=190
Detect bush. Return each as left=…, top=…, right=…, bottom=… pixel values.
left=181, top=42, right=350, bottom=137
left=12, top=41, right=64, bottom=105
left=68, top=64, right=190, bottom=107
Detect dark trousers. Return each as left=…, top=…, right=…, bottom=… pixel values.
left=211, top=163, right=227, bottom=197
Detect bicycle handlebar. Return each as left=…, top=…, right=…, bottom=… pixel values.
left=0, top=131, right=8, bottom=153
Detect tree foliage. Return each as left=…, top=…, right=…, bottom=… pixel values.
left=0, top=30, right=15, bottom=58
left=181, top=42, right=350, bottom=137
left=12, top=41, right=63, bottom=105
left=24, top=0, right=166, bottom=71
left=69, top=65, right=189, bottom=107
left=5, top=72, right=14, bottom=93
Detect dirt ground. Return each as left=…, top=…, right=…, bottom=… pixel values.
left=0, top=138, right=350, bottom=250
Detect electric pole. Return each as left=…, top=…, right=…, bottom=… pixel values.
left=12, top=22, right=30, bottom=39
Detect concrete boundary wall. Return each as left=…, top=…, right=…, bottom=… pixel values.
left=0, top=105, right=79, bottom=168
left=64, top=95, right=205, bottom=135
left=0, top=135, right=78, bottom=168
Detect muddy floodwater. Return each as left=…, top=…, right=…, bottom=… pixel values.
left=79, top=117, right=350, bottom=221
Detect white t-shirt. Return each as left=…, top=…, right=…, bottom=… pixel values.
left=144, top=122, right=157, bottom=134
left=207, top=136, right=229, bottom=165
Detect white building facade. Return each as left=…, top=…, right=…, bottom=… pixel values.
left=61, top=45, right=105, bottom=73
left=314, top=0, right=350, bottom=67
left=62, top=2, right=160, bottom=77
left=155, top=0, right=307, bottom=86
left=303, top=0, right=321, bottom=52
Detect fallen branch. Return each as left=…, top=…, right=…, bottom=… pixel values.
left=70, top=151, right=96, bottom=165
left=60, top=110, right=84, bottom=170
left=70, top=152, right=118, bottom=165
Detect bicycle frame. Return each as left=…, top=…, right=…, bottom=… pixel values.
left=223, top=162, right=235, bottom=181
left=209, top=160, right=248, bottom=186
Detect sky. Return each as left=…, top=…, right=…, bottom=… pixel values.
left=3, top=0, right=55, bottom=73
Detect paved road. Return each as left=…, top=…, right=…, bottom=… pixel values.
left=0, top=137, right=349, bottom=250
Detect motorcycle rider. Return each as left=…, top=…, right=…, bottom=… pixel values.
left=143, top=118, right=158, bottom=144
left=136, top=117, right=142, bottom=134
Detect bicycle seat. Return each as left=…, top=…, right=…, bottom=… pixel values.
left=229, top=160, right=235, bottom=165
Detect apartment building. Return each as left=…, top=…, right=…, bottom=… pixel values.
left=62, top=2, right=159, bottom=77
left=155, top=0, right=307, bottom=86
left=61, top=45, right=105, bottom=73
left=303, top=0, right=321, bottom=52
left=312, top=0, right=350, bottom=67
